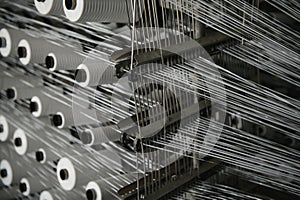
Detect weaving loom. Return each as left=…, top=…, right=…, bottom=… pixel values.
left=0, top=0, right=299, bottom=199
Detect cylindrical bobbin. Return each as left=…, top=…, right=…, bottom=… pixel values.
left=63, top=0, right=144, bottom=23
left=0, top=159, right=28, bottom=186
left=75, top=62, right=118, bottom=87
left=0, top=28, right=23, bottom=57
left=6, top=86, right=44, bottom=101
left=0, top=159, right=14, bottom=186
left=81, top=125, right=120, bottom=146
left=19, top=177, right=47, bottom=196
left=46, top=48, right=85, bottom=71
left=0, top=115, right=15, bottom=142
left=30, top=93, right=68, bottom=118
left=13, top=128, right=44, bottom=155
left=17, top=37, right=61, bottom=66
left=35, top=143, right=88, bottom=164
left=34, top=0, right=64, bottom=16
left=51, top=108, right=98, bottom=129
left=56, top=157, right=91, bottom=191
left=56, top=151, right=122, bottom=191
left=85, top=173, right=139, bottom=200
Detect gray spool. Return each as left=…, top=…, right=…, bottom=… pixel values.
left=34, top=0, right=64, bottom=16
left=63, top=0, right=145, bottom=23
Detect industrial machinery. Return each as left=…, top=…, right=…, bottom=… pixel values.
left=0, top=0, right=299, bottom=199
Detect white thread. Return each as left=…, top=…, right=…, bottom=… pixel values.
left=83, top=125, right=120, bottom=146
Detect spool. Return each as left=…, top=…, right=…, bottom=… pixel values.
left=75, top=62, right=118, bottom=87
left=0, top=159, right=28, bottom=186
left=17, top=37, right=61, bottom=66
left=35, top=145, right=87, bottom=164
left=57, top=151, right=122, bottom=191
left=19, top=177, right=47, bottom=196
left=13, top=128, right=43, bottom=155
left=63, top=0, right=144, bottom=23
left=50, top=109, right=97, bottom=129
left=45, top=48, right=85, bottom=71
left=17, top=39, right=31, bottom=65
left=81, top=125, right=120, bottom=146
left=85, top=181, right=110, bottom=200
left=56, top=157, right=88, bottom=191
left=85, top=173, right=138, bottom=200
left=0, top=115, right=14, bottom=142
left=0, top=159, right=13, bottom=186
left=0, top=28, right=23, bottom=57
left=30, top=94, right=67, bottom=118
left=34, top=0, right=64, bottom=16
left=6, top=86, right=44, bottom=101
